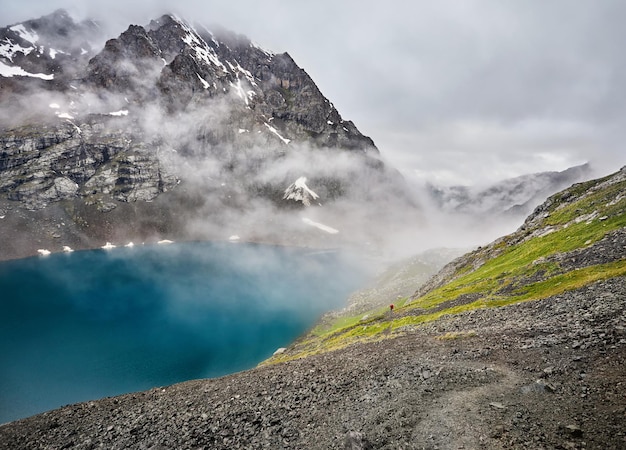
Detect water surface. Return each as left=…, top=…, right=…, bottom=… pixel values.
left=0, top=242, right=367, bottom=423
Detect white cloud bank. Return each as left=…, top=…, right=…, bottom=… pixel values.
left=3, top=0, right=626, bottom=186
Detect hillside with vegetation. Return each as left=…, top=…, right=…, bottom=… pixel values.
left=268, top=166, right=626, bottom=364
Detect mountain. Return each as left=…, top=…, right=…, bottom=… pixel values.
left=0, top=9, right=103, bottom=95
left=425, top=163, right=592, bottom=219
left=1, top=167, right=623, bottom=447
left=0, top=10, right=412, bottom=260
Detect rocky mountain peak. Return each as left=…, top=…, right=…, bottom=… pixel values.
left=0, top=10, right=410, bottom=259
left=0, top=9, right=102, bottom=94
left=78, top=12, right=377, bottom=151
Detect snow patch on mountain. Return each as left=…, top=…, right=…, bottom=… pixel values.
left=226, top=60, right=258, bottom=86
left=0, top=60, right=53, bottom=79
left=197, top=73, right=211, bottom=89
left=0, top=38, right=34, bottom=61
left=302, top=217, right=339, bottom=234
left=265, top=123, right=290, bottom=145
left=9, top=24, right=39, bottom=45
left=49, top=48, right=66, bottom=59
left=231, top=79, right=249, bottom=106
left=176, top=17, right=227, bottom=73
left=284, top=177, right=319, bottom=206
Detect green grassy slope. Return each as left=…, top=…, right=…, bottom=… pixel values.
left=266, top=167, right=626, bottom=364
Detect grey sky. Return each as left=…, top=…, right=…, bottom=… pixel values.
left=3, top=0, right=625, bottom=185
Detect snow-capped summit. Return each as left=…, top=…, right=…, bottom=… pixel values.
left=283, top=177, right=320, bottom=207
left=0, top=9, right=102, bottom=85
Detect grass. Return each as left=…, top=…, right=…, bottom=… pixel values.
left=505, top=260, right=626, bottom=303
left=409, top=211, right=625, bottom=312
left=310, top=306, right=389, bottom=337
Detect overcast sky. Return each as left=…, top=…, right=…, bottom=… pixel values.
left=3, top=0, right=626, bottom=185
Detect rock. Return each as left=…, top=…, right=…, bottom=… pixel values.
left=0, top=121, right=175, bottom=208
left=564, top=424, right=583, bottom=438
left=344, top=431, right=372, bottom=450
left=489, top=402, right=507, bottom=410
left=535, top=379, right=557, bottom=393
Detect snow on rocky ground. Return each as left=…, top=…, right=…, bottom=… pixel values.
left=283, top=177, right=319, bottom=206
left=0, top=60, right=53, bottom=79
left=302, top=217, right=339, bottom=234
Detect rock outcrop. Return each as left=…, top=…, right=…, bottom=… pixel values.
left=0, top=119, right=177, bottom=210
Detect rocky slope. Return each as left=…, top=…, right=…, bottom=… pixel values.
left=1, top=171, right=623, bottom=449
left=2, top=278, right=624, bottom=449
left=0, top=10, right=409, bottom=260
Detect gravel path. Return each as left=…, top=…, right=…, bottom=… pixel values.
left=1, top=277, right=625, bottom=449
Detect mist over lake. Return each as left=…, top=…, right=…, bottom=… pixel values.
left=0, top=242, right=369, bottom=423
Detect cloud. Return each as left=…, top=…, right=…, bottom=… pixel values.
left=377, top=118, right=596, bottom=186
left=4, top=1, right=626, bottom=187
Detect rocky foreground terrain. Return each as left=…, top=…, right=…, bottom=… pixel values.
left=1, top=277, right=624, bottom=449
left=1, top=173, right=624, bottom=449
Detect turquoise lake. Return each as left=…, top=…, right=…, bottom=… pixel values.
left=0, top=242, right=368, bottom=423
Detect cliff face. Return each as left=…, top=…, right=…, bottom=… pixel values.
left=0, top=11, right=410, bottom=259
left=0, top=120, right=178, bottom=210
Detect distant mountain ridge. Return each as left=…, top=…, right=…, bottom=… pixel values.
left=425, top=163, right=592, bottom=219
